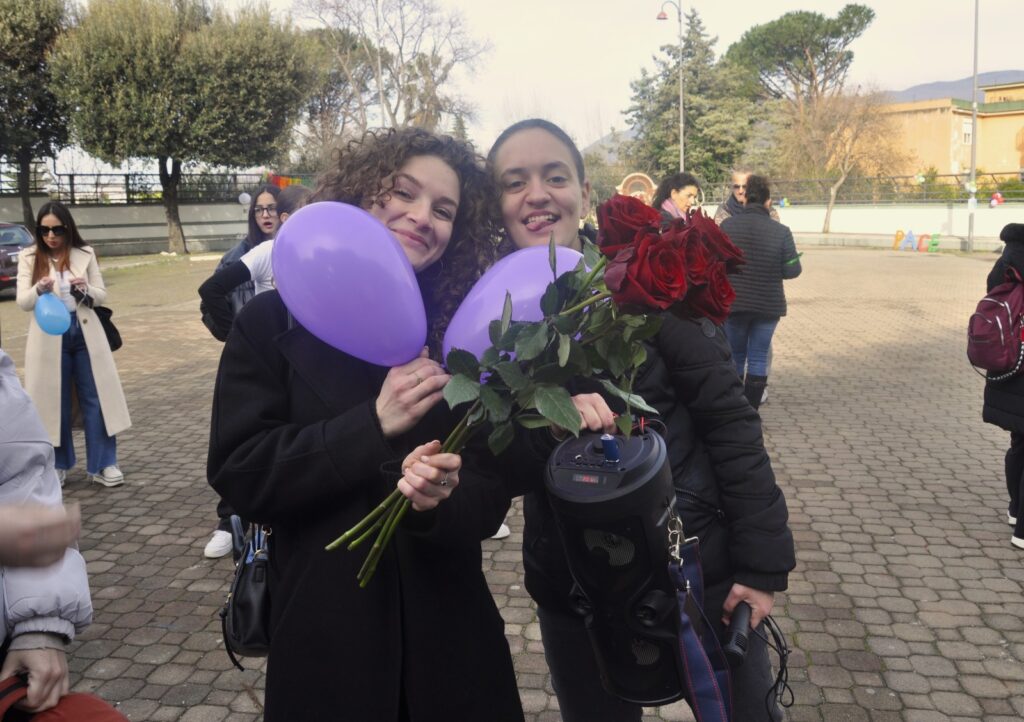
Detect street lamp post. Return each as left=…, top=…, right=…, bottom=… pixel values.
left=967, top=0, right=979, bottom=253
left=657, top=1, right=684, bottom=173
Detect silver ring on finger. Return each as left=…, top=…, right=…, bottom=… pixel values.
left=412, top=372, right=423, bottom=386
left=440, top=472, right=449, bottom=487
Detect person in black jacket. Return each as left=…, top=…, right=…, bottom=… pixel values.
left=488, top=119, right=795, bottom=722
left=721, top=175, right=802, bottom=409
left=982, top=222, right=1024, bottom=548
left=207, top=128, right=524, bottom=722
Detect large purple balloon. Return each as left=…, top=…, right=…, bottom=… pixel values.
left=443, top=246, right=584, bottom=360
left=272, top=202, right=426, bottom=366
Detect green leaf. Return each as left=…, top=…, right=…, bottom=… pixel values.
left=487, top=423, right=516, bottom=455
left=534, top=385, right=581, bottom=436
left=631, top=344, right=648, bottom=369
left=540, top=282, right=561, bottom=316
left=501, top=291, right=513, bottom=335
left=557, top=333, right=571, bottom=367
left=514, top=323, right=550, bottom=361
left=443, top=374, right=481, bottom=409
left=553, top=314, right=579, bottom=334
left=480, top=346, right=500, bottom=367
left=582, top=240, right=602, bottom=269
left=615, top=414, right=634, bottom=437
left=489, top=319, right=503, bottom=347
left=533, top=362, right=576, bottom=385
left=480, top=385, right=512, bottom=422
left=516, top=414, right=551, bottom=429
left=498, top=322, right=527, bottom=350
left=494, top=362, right=529, bottom=391
left=626, top=315, right=664, bottom=344
left=548, top=232, right=558, bottom=281
left=445, top=348, right=479, bottom=377
left=598, top=379, right=658, bottom=414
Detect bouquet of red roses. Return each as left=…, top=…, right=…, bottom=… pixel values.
left=597, top=194, right=743, bottom=323
left=331, top=194, right=743, bottom=586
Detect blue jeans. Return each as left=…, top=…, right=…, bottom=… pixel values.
left=54, top=313, right=116, bottom=474
left=724, top=314, right=780, bottom=378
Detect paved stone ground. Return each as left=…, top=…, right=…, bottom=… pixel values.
left=1, top=247, right=1021, bottom=721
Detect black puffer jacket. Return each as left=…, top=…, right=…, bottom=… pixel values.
left=721, top=205, right=801, bottom=317
left=983, top=223, right=1024, bottom=433
left=522, top=312, right=796, bottom=612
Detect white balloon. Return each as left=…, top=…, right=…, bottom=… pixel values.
left=238, top=192, right=252, bottom=206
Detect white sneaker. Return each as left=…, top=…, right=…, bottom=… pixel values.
left=204, top=530, right=233, bottom=558
left=490, top=523, right=511, bottom=540
left=56, top=469, right=66, bottom=487
left=760, top=388, right=769, bottom=404
left=1010, top=510, right=1018, bottom=526
left=91, top=466, right=124, bottom=487
left=1012, top=535, right=1024, bottom=550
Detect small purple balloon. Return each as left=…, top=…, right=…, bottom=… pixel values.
left=443, top=246, right=584, bottom=361
left=272, top=201, right=427, bottom=367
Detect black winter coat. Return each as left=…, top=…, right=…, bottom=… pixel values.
left=721, top=205, right=801, bottom=317
left=207, top=291, right=524, bottom=722
left=522, top=313, right=795, bottom=614
left=983, top=223, right=1024, bottom=433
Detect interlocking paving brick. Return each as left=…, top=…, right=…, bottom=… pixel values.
left=1, top=248, right=1019, bottom=719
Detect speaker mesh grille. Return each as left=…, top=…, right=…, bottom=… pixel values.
left=583, top=529, right=636, bottom=566
left=631, top=638, right=661, bottom=666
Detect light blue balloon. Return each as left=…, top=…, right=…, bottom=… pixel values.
left=34, top=292, right=71, bottom=335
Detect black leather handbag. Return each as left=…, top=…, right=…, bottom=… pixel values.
left=220, top=516, right=271, bottom=670
left=93, top=306, right=122, bottom=351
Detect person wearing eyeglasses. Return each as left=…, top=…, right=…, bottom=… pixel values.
left=714, top=170, right=780, bottom=226
left=15, top=202, right=131, bottom=488
left=200, top=184, right=282, bottom=339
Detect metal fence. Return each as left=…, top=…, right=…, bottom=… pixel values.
left=704, top=171, right=1024, bottom=206
left=2, top=169, right=1023, bottom=206
left=0, top=172, right=316, bottom=204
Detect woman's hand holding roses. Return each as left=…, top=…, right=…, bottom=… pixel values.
left=397, top=440, right=461, bottom=512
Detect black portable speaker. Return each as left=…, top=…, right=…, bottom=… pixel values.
left=544, top=430, right=685, bottom=706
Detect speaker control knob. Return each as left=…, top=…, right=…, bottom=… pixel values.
left=600, top=434, right=620, bottom=464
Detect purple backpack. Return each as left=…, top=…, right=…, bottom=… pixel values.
left=968, top=266, right=1024, bottom=380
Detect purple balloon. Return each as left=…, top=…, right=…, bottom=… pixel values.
left=272, top=201, right=426, bottom=366
left=443, top=245, right=584, bottom=361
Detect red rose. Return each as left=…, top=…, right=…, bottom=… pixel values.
left=689, top=210, right=744, bottom=271
left=597, top=194, right=662, bottom=253
left=661, top=220, right=711, bottom=285
left=604, top=231, right=688, bottom=310
left=685, top=261, right=735, bottom=324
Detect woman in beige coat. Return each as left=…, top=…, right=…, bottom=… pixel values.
left=16, top=201, right=130, bottom=487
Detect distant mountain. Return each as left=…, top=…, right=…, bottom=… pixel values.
left=889, top=70, right=1024, bottom=103
left=582, top=128, right=636, bottom=165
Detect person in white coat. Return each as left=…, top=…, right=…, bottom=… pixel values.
left=0, top=348, right=93, bottom=713
left=16, top=202, right=131, bottom=487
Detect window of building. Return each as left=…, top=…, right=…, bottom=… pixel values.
left=962, top=120, right=973, bottom=146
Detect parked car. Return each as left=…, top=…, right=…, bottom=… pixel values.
left=0, top=222, right=33, bottom=291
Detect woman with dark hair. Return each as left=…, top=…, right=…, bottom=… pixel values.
left=206, top=127, right=521, bottom=721
left=199, top=184, right=282, bottom=343
left=199, top=184, right=311, bottom=558
left=15, top=201, right=131, bottom=487
left=651, top=171, right=702, bottom=224
left=487, top=119, right=794, bottom=722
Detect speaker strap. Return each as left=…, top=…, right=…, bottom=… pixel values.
left=668, top=537, right=733, bottom=722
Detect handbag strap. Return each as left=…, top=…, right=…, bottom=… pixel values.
left=0, top=675, right=29, bottom=716
left=667, top=524, right=733, bottom=722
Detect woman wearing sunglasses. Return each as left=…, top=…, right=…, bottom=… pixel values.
left=15, top=201, right=130, bottom=487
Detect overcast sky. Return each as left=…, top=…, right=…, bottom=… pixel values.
left=61, top=0, right=1024, bottom=173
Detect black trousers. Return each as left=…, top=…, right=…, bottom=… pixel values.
left=536, top=581, right=783, bottom=722
left=1004, top=432, right=1024, bottom=538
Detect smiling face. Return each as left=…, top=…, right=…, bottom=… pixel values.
left=492, top=127, right=591, bottom=250
left=670, top=185, right=699, bottom=214
left=368, top=154, right=460, bottom=272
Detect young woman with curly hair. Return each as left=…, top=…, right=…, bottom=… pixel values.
left=206, top=127, right=523, bottom=721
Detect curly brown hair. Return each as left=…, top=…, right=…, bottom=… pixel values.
left=312, top=127, right=501, bottom=359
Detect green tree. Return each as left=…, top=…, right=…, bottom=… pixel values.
left=0, top=0, right=69, bottom=230
left=726, top=4, right=900, bottom=230
left=51, top=0, right=315, bottom=252
left=625, top=9, right=758, bottom=187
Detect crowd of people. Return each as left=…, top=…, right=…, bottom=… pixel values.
left=2, top=118, right=812, bottom=720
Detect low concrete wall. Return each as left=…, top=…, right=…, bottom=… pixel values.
left=709, top=201, right=1013, bottom=252
left=0, top=195, right=247, bottom=256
